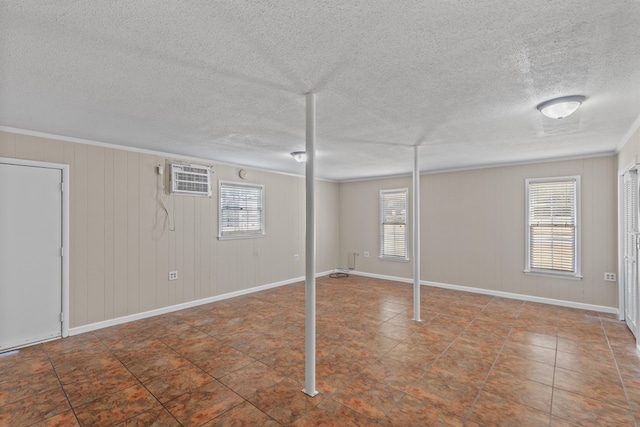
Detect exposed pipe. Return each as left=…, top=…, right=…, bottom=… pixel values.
left=303, top=92, right=318, bottom=397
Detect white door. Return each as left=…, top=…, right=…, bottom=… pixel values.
left=0, top=162, right=62, bottom=351
left=623, top=170, right=638, bottom=339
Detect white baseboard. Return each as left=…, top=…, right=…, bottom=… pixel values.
left=342, top=269, right=414, bottom=284
left=69, top=270, right=333, bottom=336
left=70, top=269, right=620, bottom=336
left=423, top=280, right=618, bottom=314
left=347, top=270, right=619, bottom=315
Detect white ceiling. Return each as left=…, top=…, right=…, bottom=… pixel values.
left=2, top=1, right=640, bottom=181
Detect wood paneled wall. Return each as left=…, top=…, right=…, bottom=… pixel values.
left=0, top=131, right=339, bottom=328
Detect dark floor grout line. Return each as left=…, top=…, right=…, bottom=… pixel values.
left=6, top=278, right=638, bottom=426
left=26, top=343, right=81, bottom=427
left=94, top=323, right=253, bottom=426
left=462, top=311, right=516, bottom=425
left=89, top=330, right=178, bottom=419
left=547, top=312, right=559, bottom=427
left=599, top=315, right=639, bottom=427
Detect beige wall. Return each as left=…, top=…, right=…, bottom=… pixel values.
left=340, top=156, right=619, bottom=308
left=0, top=131, right=339, bottom=328
left=339, top=176, right=413, bottom=277
left=0, top=127, right=621, bottom=326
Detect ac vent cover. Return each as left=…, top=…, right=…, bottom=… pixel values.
left=170, top=164, right=212, bottom=196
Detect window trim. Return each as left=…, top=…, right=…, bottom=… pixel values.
left=524, top=175, right=581, bottom=279
left=379, top=188, right=410, bottom=262
left=218, top=180, right=265, bottom=240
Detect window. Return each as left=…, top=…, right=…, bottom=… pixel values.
left=525, top=176, right=580, bottom=278
left=380, top=188, right=409, bottom=261
left=218, top=180, right=265, bottom=239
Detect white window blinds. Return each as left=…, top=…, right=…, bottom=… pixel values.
left=380, top=188, right=408, bottom=260
left=219, top=181, right=265, bottom=239
left=526, top=177, right=579, bottom=275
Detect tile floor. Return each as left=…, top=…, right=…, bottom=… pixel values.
left=1, top=275, right=639, bottom=426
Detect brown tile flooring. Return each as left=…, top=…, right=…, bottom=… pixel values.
left=1, top=276, right=640, bottom=426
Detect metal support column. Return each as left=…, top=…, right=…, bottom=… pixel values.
left=303, top=92, right=319, bottom=397
left=413, top=145, right=421, bottom=321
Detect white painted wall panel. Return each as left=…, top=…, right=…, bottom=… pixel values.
left=73, top=144, right=88, bottom=326
left=87, top=146, right=105, bottom=323
left=112, top=149, right=129, bottom=319
left=126, top=152, right=140, bottom=315
left=104, top=148, right=115, bottom=319
left=138, top=154, right=158, bottom=312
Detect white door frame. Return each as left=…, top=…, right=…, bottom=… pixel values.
left=618, top=161, right=640, bottom=352
left=0, top=157, right=70, bottom=339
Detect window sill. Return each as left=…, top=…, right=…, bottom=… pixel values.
left=379, top=256, right=410, bottom=263
left=218, top=233, right=265, bottom=241
left=524, top=270, right=582, bottom=281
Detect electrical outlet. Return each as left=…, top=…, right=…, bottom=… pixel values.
left=169, top=271, right=178, bottom=280
left=604, top=272, right=616, bottom=282
left=294, top=254, right=299, bottom=261
left=363, top=251, right=370, bottom=258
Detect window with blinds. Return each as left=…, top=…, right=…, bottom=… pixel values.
left=218, top=180, right=265, bottom=239
left=380, top=188, right=409, bottom=261
left=525, top=176, right=580, bottom=277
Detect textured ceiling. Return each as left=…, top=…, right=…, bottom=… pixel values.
left=2, top=1, right=640, bottom=181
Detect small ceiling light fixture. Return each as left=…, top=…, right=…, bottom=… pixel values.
left=537, top=95, right=585, bottom=119
left=290, top=151, right=307, bottom=163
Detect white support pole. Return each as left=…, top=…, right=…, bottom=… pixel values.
left=303, top=92, right=318, bottom=397
left=413, top=145, right=421, bottom=321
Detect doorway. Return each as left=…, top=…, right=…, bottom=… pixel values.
left=621, top=167, right=639, bottom=342
left=0, top=158, right=69, bottom=351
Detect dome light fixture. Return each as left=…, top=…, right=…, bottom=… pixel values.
left=290, top=151, right=307, bottom=163
left=537, top=95, right=585, bottom=119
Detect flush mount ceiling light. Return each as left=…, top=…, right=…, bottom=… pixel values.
left=537, top=95, right=586, bottom=119
left=290, top=151, right=307, bottom=163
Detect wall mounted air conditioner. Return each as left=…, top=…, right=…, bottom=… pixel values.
left=169, top=163, right=212, bottom=196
